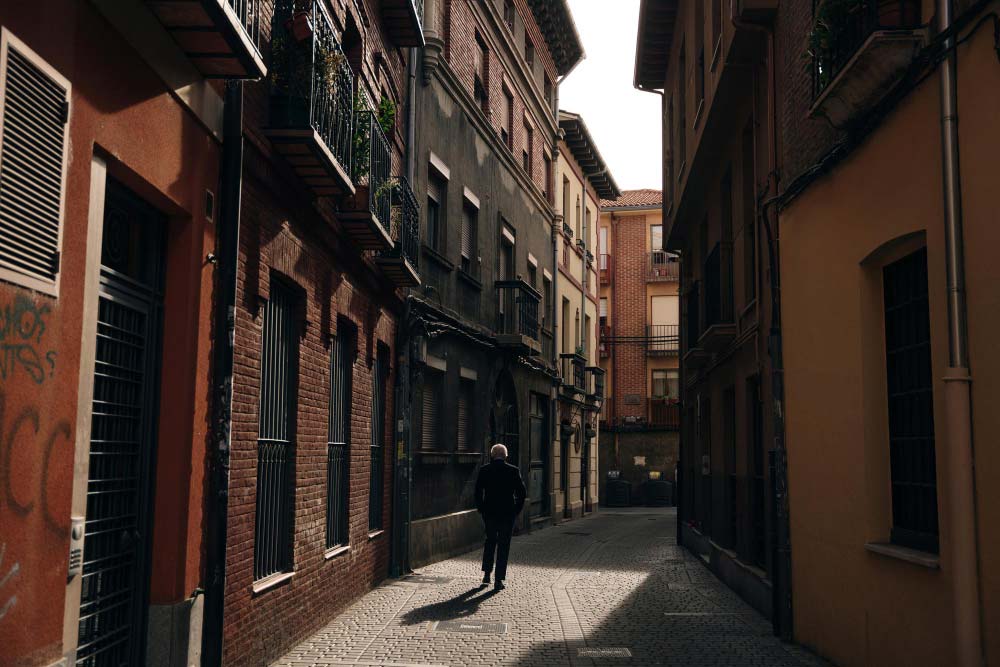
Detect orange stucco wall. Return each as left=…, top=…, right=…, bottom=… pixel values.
left=0, top=4, right=219, bottom=664
left=780, top=23, right=1000, bottom=667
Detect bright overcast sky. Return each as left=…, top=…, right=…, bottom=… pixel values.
left=560, top=0, right=662, bottom=192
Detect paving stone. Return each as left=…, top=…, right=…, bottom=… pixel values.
left=270, top=509, right=834, bottom=667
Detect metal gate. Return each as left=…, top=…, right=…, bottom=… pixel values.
left=77, top=180, right=165, bottom=666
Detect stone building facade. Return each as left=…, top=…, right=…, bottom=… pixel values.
left=401, top=0, right=584, bottom=567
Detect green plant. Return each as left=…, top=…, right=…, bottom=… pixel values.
left=270, top=28, right=347, bottom=102
left=806, top=0, right=863, bottom=60
left=352, top=93, right=398, bottom=182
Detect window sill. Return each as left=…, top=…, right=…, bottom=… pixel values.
left=692, top=99, right=705, bottom=129
left=865, top=542, right=940, bottom=569
left=457, top=268, right=483, bottom=290
left=422, top=244, right=454, bottom=271
left=252, top=571, right=294, bottom=594
left=711, top=36, right=723, bottom=73
left=324, top=545, right=351, bottom=561
left=456, top=452, right=483, bottom=464
left=368, top=530, right=385, bottom=541
left=416, top=449, right=451, bottom=465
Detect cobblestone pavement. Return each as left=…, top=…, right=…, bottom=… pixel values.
left=274, top=508, right=832, bottom=667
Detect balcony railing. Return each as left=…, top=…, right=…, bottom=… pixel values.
left=560, top=353, right=586, bottom=394
left=380, top=0, right=426, bottom=47
left=375, top=176, right=420, bottom=286
left=496, top=280, right=541, bottom=354
left=812, top=0, right=921, bottom=96
left=267, top=0, right=354, bottom=197
left=147, top=0, right=267, bottom=78
left=341, top=99, right=394, bottom=250
left=648, top=399, right=681, bottom=430
left=646, top=324, right=679, bottom=356
left=599, top=325, right=611, bottom=358
left=646, top=252, right=680, bottom=282
left=599, top=253, right=611, bottom=284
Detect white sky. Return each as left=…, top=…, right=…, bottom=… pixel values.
left=560, top=0, right=662, bottom=192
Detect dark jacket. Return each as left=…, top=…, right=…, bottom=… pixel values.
left=475, top=459, right=527, bottom=519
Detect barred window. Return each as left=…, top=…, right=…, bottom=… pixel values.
left=327, top=320, right=355, bottom=549
left=369, top=344, right=388, bottom=532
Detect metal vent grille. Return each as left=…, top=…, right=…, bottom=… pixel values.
left=0, top=37, right=69, bottom=294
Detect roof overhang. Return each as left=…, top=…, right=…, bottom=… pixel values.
left=558, top=111, right=622, bottom=201
left=634, top=0, right=679, bottom=90
left=525, top=0, right=585, bottom=76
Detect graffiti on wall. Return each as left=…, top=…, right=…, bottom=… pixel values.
left=0, top=543, right=17, bottom=623
left=0, top=392, right=72, bottom=537
left=0, top=295, right=57, bottom=384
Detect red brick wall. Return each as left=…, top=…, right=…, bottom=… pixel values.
left=221, top=0, right=404, bottom=663
left=443, top=0, right=557, bottom=194
left=610, top=214, right=648, bottom=421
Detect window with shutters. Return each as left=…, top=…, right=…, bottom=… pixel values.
left=523, top=122, right=533, bottom=177
left=460, top=201, right=477, bottom=274
left=327, top=319, right=355, bottom=549
left=0, top=31, right=71, bottom=296
left=541, top=276, right=551, bottom=329
left=501, top=88, right=513, bottom=148
left=503, top=0, right=516, bottom=31
left=474, top=34, right=489, bottom=112
left=525, top=40, right=534, bottom=68
left=652, top=369, right=668, bottom=398
left=421, top=369, right=443, bottom=450
left=369, top=343, right=388, bottom=532
left=255, top=279, right=299, bottom=580
left=457, top=378, right=475, bottom=450
left=543, top=153, right=552, bottom=204
left=884, top=247, right=938, bottom=553
left=427, top=171, right=446, bottom=251
left=562, top=176, right=571, bottom=221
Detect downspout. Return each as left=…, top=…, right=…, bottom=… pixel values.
left=551, top=92, right=561, bottom=523
left=391, top=46, right=420, bottom=578
left=732, top=10, right=792, bottom=641
left=936, top=1, right=983, bottom=664
left=202, top=80, right=244, bottom=667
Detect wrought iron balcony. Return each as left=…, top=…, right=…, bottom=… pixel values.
left=266, top=0, right=354, bottom=197
left=341, top=101, right=394, bottom=250
left=585, top=366, right=605, bottom=404
left=599, top=253, right=611, bottom=285
left=646, top=324, right=679, bottom=356
left=559, top=352, right=586, bottom=395
left=646, top=251, right=680, bottom=282
left=599, top=325, right=611, bottom=358
left=495, top=280, right=541, bottom=355
left=810, top=0, right=923, bottom=125
left=375, top=176, right=420, bottom=287
left=146, top=0, right=267, bottom=78
left=381, top=0, right=425, bottom=47
left=700, top=243, right=736, bottom=352
left=648, top=399, right=681, bottom=430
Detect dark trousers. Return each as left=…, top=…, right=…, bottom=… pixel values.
left=481, top=515, right=514, bottom=581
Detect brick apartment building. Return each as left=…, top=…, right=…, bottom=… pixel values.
left=215, top=0, right=422, bottom=665
left=597, top=190, right=681, bottom=506
left=637, top=1, right=1000, bottom=665
left=398, top=0, right=584, bottom=566
left=554, top=111, right=619, bottom=521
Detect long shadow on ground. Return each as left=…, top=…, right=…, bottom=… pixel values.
left=399, top=585, right=500, bottom=625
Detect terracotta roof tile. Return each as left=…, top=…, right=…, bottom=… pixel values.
left=600, top=189, right=663, bottom=208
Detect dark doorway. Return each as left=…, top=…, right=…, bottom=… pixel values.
left=490, top=372, right=518, bottom=466
left=77, top=179, right=165, bottom=666
left=527, top=393, right=549, bottom=519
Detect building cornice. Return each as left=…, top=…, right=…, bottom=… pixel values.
left=558, top=111, right=621, bottom=200
left=525, top=0, right=585, bottom=76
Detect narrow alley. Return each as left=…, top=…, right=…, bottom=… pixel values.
left=275, top=510, right=828, bottom=667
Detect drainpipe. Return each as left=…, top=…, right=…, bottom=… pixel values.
left=551, top=89, right=561, bottom=522
left=936, top=1, right=983, bottom=664
left=390, top=47, right=420, bottom=578
left=201, top=80, right=244, bottom=667
left=731, top=10, right=792, bottom=641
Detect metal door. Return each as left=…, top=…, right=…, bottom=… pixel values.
left=527, top=395, right=548, bottom=518
left=77, top=180, right=165, bottom=666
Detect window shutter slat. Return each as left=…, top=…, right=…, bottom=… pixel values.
left=461, top=209, right=472, bottom=259
left=421, top=377, right=438, bottom=450
left=0, top=40, right=69, bottom=293
left=456, top=386, right=469, bottom=450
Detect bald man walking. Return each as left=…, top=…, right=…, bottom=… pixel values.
left=475, top=444, right=526, bottom=590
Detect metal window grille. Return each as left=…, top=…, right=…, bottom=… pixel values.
left=255, top=280, right=298, bottom=581
left=327, top=324, right=354, bottom=549
left=421, top=371, right=440, bottom=450
left=0, top=36, right=70, bottom=295
left=884, top=247, right=938, bottom=553
left=369, top=346, right=387, bottom=531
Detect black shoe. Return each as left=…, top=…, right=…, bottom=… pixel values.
left=494, top=580, right=505, bottom=590
left=481, top=573, right=491, bottom=586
